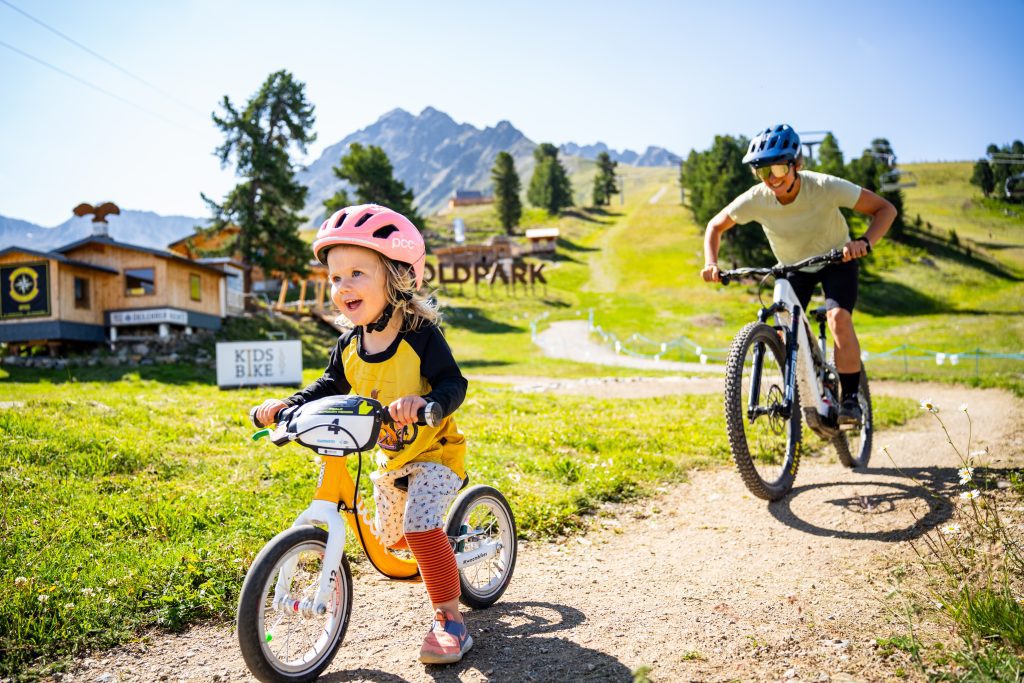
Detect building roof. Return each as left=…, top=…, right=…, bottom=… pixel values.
left=525, top=228, right=560, bottom=239
left=54, top=236, right=228, bottom=276
left=454, top=190, right=486, bottom=200
left=0, top=246, right=119, bottom=274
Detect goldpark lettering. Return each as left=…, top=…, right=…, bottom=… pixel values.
left=423, top=262, right=546, bottom=286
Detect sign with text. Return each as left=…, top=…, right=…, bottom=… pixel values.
left=110, top=308, right=188, bottom=326
left=216, top=340, right=303, bottom=389
left=1, top=262, right=50, bottom=319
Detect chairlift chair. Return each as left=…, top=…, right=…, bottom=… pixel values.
left=880, top=168, right=917, bottom=191
left=1005, top=173, right=1024, bottom=199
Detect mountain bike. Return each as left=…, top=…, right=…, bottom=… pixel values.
left=239, top=396, right=517, bottom=682
left=718, top=249, right=873, bottom=501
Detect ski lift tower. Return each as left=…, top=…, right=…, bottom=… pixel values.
left=797, top=130, right=831, bottom=162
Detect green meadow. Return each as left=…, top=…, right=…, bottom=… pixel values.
left=2, top=159, right=1022, bottom=676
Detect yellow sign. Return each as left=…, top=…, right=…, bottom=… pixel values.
left=1, top=262, right=50, bottom=318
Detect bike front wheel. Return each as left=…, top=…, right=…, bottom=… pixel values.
left=237, top=526, right=353, bottom=683
left=833, top=368, right=873, bottom=468
left=724, top=322, right=802, bottom=501
left=445, top=485, right=517, bottom=609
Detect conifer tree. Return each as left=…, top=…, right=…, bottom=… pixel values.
left=527, top=143, right=573, bottom=215
left=203, top=70, right=316, bottom=293
left=592, top=151, right=619, bottom=206
left=323, top=143, right=424, bottom=228
left=491, top=151, right=522, bottom=234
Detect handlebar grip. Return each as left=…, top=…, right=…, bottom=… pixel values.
left=250, top=407, right=265, bottom=429
left=382, top=401, right=443, bottom=427
left=719, top=273, right=731, bottom=286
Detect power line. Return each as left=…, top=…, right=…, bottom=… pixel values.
left=0, top=38, right=200, bottom=132
left=0, top=0, right=206, bottom=117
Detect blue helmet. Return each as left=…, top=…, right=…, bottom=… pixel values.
left=743, top=124, right=802, bottom=166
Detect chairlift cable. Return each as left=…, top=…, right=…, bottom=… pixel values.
left=0, top=0, right=206, bottom=117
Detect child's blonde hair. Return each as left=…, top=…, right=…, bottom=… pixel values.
left=332, top=248, right=440, bottom=331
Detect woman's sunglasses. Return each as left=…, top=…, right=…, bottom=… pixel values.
left=752, top=163, right=792, bottom=181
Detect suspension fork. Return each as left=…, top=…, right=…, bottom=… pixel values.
left=818, top=317, right=829, bottom=387
left=746, top=306, right=777, bottom=417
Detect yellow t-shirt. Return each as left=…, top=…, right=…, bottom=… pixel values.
left=725, top=171, right=862, bottom=266
left=286, top=324, right=468, bottom=479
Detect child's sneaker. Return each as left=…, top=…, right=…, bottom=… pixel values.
left=419, top=609, right=473, bottom=664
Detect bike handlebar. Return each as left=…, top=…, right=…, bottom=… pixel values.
left=718, top=247, right=865, bottom=285
left=250, top=401, right=441, bottom=430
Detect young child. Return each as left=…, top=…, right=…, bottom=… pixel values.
left=700, top=124, right=896, bottom=423
left=253, top=204, right=471, bottom=665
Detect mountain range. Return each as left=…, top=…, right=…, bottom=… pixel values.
left=6, top=107, right=679, bottom=250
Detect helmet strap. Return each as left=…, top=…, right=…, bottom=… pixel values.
left=785, top=168, right=799, bottom=195
left=365, top=303, right=395, bottom=333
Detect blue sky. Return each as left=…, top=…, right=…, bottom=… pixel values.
left=1, top=0, right=1021, bottom=226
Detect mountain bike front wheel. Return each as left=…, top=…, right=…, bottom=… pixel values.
left=237, top=526, right=353, bottom=683
left=724, top=322, right=802, bottom=501
left=446, top=485, right=517, bottom=609
left=833, top=368, right=873, bottom=468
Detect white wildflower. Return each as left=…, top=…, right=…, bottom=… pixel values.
left=37, top=594, right=49, bottom=603
left=934, top=601, right=944, bottom=609
left=14, top=577, right=28, bottom=587
left=80, top=588, right=95, bottom=597
left=106, top=578, right=117, bottom=587
left=919, top=399, right=939, bottom=413
left=940, top=523, right=961, bottom=535
left=958, top=467, right=975, bottom=484
left=960, top=489, right=981, bottom=500
left=958, top=403, right=968, bottom=412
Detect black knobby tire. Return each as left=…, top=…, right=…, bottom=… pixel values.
left=724, top=322, right=802, bottom=501
left=833, top=369, right=873, bottom=468
left=445, top=485, right=517, bottom=609
left=237, top=526, right=353, bottom=683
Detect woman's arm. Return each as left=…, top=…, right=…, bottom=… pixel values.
left=852, top=188, right=897, bottom=248
left=701, top=209, right=737, bottom=282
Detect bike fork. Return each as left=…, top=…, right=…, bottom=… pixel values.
left=784, top=306, right=802, bottom=408
left=275, top=500, right=347, bottom=617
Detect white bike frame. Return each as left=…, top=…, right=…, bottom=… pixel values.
left=771, top=278, right=833, bottom=420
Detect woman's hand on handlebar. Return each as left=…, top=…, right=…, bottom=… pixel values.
left=387, top=395, right=428, bottom=428
left=842, top=238, right=871, bottom=262
left=700, top=263, right=721, bottom=283
left=253, top=399, right=287, bottom=428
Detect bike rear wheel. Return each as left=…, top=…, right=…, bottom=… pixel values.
left=445, top=485, right=517, bottom=609
left=724, top=322, right=802, bottom=501
left=237, top=526, right=353, bottom=683
left=833, top=368, right=873, bottom=468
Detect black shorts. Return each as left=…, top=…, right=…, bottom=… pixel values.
left=784, top=258, right=859, bottom=313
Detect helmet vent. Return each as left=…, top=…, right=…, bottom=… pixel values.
left=354, top=213, right=373, bottom=227
left=334, top=212, right=348, bottom=227
left=372, top=224, right=399, bottom=239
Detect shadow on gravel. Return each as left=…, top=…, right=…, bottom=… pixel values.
left=322, top=601, right=633, bottom=682
left=767, top=466, right=966, bottom=541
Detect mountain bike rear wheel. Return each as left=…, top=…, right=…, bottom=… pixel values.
left=237, top=526, right=353, bottom=683
left=833, top=369, right=873, bottom=468
left=446, top=485, right=517, bottom=609
left=724, top=322, right=802, bottom=501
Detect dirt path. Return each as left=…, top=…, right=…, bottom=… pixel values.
left=50, top=381, right=1024, bottom=683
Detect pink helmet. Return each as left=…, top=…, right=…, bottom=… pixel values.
left=312, top=204, right=426, bottom=288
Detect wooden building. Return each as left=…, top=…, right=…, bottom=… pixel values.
left=524, top=227, right=559, bottom=254
left=0, top=232, right=228, bottom=349
left=446, top=190, right=493, bottom=211
left=433, top=235, right=515, bottom=268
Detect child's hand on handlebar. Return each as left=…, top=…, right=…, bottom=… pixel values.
left=388, top=395, right=427, bottom=428
left=254, top=399, right=287, bottom=427
left=700, top=263, right=721, bottom=283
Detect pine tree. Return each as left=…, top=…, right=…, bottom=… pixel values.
left=592, top=151, right=619, bottom=206
left=970, top=159, right=995, bottom=198
left=491, top=151, right=522, bottom=234
left=323, top=143, right=424, bottom=228
left=816, top=133, right=846, bottom=178
left=202, top=70, right=316, bottom=294
left=527, top=143, right=573, bottom=215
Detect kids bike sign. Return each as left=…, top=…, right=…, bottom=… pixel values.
left=215, top=340, right=303, bottom=389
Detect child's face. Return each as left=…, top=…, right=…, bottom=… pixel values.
left=327, top=246, right=389, bottom=328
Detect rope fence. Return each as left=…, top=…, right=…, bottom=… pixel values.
left=532, top=309, right=1024, bottom=374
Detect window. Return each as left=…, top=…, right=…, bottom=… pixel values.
left=73, top=276, right=90, bottom=309
left=190, top=273, right=201, bottom=301
left=125, top=268, right=155, bottom=296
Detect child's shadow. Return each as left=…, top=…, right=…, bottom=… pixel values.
left=321, top=600, right=632, bottom=682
